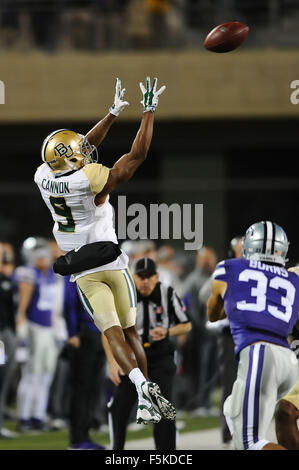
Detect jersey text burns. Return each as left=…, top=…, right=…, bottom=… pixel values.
left=41, top=179, right=70, bottom=194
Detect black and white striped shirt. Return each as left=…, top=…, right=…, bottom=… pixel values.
left=136, top=282, right=190, bottom=353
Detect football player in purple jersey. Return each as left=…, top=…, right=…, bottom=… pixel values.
left=207, top=221, right=299, bottom=450
left=15, top=237, right=58, bottom=432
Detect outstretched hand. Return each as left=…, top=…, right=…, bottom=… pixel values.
left=140, top=76, right=166, bottom=113
left=110, top=78, right=130, bottom=116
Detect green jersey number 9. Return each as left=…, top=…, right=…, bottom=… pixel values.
left=49, top=196, right=76, bottom=233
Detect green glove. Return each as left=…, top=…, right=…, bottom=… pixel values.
left=139, top=77, right=166, bottom=113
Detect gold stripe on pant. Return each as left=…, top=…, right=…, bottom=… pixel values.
left=76, top=269, right=137, bottom=333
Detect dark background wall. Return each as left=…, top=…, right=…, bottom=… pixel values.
left=1, top=117, right=299, bottom=264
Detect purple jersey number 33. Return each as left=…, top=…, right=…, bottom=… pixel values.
left=214, top=258, right=299, bottom=356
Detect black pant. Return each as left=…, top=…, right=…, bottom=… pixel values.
left=69, top=327, right=106, bottom=445
left=218, top=328, right=238, bottom=443
left=0, top=328, right=17, bottom=430
left=108, top=354, right=176, bottom=450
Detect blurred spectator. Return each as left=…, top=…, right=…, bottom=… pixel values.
left=228, top=235, right=243, bottom=259
left=27, top=1, right=62, bottom=52
left=180, top=246, right=217, bottom=412
left=145, top=0, right=171, bottom=48
left=199, top=235, right=241, bottom=446
left=0, top=2, right=21, bottom=49
left=156, top=245, right=184, bottom=295
left=120, top=241, right=141, bottom=264
left=107, top=257, right=191, bottom=449
left=59, top=0, right=130, bottom=51
left=0, top=242, right=18, bottom=439
left=61, top=0, right=93, bottom=51
left=135, top=240, right=158, bottom=261
left=91, top=0, right=130, bottom=50
left=216, top=236, right=240, bottom=447
left=15, top=237, right=59, bottom=432
left=64, top=276, right=106, bottom=450
left=213, top=0, right=241, bottom=26
left=2, top=0, right=299, bottom=52
left=126, top=0, right=150, bottom=48
left=121, top=240, right=157, bottom=265
left=45, top=240, right=108, bottom=444
left=0, top=0, right=63, bottom=52
left=47, top=240, right=69, bottom=431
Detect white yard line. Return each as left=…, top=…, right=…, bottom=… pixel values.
left=124, top=421, right=277, bottom=450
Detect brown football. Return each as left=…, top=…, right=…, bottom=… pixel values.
left=204, top=22, right=249, bottom=53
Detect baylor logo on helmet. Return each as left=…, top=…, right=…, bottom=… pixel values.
left=54, top=142, right=74, bottom=158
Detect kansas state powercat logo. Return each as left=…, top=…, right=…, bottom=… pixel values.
left=54, top=142, right=74, bottom=158
left=0, top=81, right=5, bottom=104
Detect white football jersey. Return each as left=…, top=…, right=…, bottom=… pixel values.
left=34, top=162, right=129, bottom=280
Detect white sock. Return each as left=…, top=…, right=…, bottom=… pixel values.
left=128, top=368, right=149, bottom=404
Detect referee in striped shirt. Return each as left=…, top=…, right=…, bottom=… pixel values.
left=105, top=257, right=191, bottom=450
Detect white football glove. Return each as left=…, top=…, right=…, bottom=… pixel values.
left=140, top=76, right=166, bottom=113
left=109, top=78, right=129, bottom=116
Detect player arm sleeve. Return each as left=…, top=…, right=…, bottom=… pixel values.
left=213, top=260, right=228, bottom=283
left=83, top=163, right=110, bottom=196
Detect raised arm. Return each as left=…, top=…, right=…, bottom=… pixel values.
left=104, top=110, right=154, bottom=184
left=95, top=77, right=165, bottom=204
left=85, top=113, right=117, bottom=148
left=85, top=78, right=129, bottom=148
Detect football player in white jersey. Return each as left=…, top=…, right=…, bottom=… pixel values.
left=34, top=77, right=176, bottom=425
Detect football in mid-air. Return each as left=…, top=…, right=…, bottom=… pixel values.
left=204, top=22, right=249, bottom=53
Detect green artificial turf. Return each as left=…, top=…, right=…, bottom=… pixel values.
left=0, top=415, right=220, bottom=450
